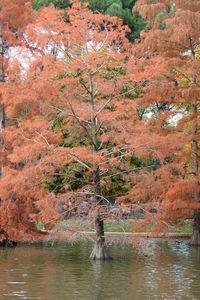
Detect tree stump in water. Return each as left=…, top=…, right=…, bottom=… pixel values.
left=0, top=231, right=17, bottom=247
left=90, top=215, right=111, bottom=260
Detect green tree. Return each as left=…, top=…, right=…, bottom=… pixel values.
left=32, top=0, right=70, bottom=10
left=122, top=0, right=136, bottom=10
left=81, top=0, right=146, bottom=41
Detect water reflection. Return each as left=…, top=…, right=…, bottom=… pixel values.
left=0, top=240, right=200, bottom=299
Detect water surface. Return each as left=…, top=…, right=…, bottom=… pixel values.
left=0, top=239, right=200, bottom=299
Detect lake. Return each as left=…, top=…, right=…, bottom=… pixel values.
left=0, top=239, right=200, bottom=299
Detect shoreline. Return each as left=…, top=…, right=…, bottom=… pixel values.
left=14, top=231, right=192, bottom=245
left=55, top=230, right=192, bottom=241
left=76, top=231, right=191, bottom=239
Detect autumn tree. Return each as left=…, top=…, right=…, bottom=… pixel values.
left=0, top=0, right=175, bottom=253
left=32, top=0, right=146, bottom=41
left=128, top=0, right=200, bottom=241
left=0, top=2, right=120, bottom=255
left=3, top=0, right=199, bottom=255
left=0, top=1, right=50, bottom=244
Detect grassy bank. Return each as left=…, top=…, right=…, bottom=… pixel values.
left=56, top=219, right=193, bottom=234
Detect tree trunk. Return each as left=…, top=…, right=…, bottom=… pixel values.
left=190, top=97, right=200, bottom=244
left=0, top=231, right=17, bottom=247
left=0, top=102, right=5, bottom=177
left=190, top=40, right=200, bottom=246
left=86, top=67, right=111, bottom=259
left=90, top=166, right=111, bottom=260
left=0, top=15, right=5, bottom=177
left=190, top=210, right=200, bottom=245
left=90, top=214, right=111, bottom=260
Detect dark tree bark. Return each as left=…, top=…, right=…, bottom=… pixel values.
left=89, top=154, right=111, bottom=259
left=190, top=210, right=200, bottom=246
left=86, top=68, right=111, bottom=260
left=190, top=38, right=200, bottom=246
left=190, top=98, right=200, bottom=245
left=90, top=165, right=111, bottom=260
left=0, top=231, right=17, bottom=247
left=0, top=102, right=5, bottom=177
left=0, top=16, right=5, bottom=177
left=90, top=214, right=111, bottom=260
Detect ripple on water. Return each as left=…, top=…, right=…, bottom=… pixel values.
left=0, top=241, right=200, bottom=300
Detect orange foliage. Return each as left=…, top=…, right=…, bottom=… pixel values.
left=1, top=0, right=200, bottom=242
left=126, top=0, right=200, bottom=229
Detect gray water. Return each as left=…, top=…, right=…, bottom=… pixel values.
left=0, top=240, right=200, bottom=300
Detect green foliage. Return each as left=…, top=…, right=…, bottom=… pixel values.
left=81, top=0, right=137, bottom=12
left=129, top=154, right=160, bottom=172
left=105, top=104, right=116, bottom=112
left=32, top=0, right=70, bottom=10
left=105, top=3, right=146, bottom=41
left=154, top=11, right=167, bottom=30
left=85, top=0, right=108, bottom=12
left=81, top=0, right=146, bottom=41
left=45, top=162, right=88, bottom=193
left=121, top=10, right=146, bottom=40
left=101, top=153, right=160, bottom=198
left=52, top=116, right=64, bottom=130
left=177, top=103, right=192, bottom=113
left=59, top=129, right=91, bottom=148
left=122, top=0, right=136, bottom=10
left=105, top=1, right=123, bottom=16
left=35, top=222, right=45, bottom=231
left=130, top=154, right=147, bottom=168
left=102, top=174, right=129, bottom=197
left=147, top=155, right=160, bottom=171
left=100, top=65, right=127, bottom=80
left=161, top=120, right=173, bottom=128
left=121, top=85, right=142, bottom=99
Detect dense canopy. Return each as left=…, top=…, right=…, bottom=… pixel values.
left=0, top=0, right=199, bottom=256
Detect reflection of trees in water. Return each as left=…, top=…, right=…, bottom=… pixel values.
left=91, top=260, right=106, bottom=300
left=90, top=242, right=134, bottom=300
left=133, top=240, right=200, bottom=299
left=138, top=239, right=157, bottom=257
left=0, top=242, right=200, bottom=299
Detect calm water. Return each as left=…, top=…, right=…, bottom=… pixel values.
left=0, top=240, right=200, bottom=299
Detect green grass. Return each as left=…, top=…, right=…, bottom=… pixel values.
left=169, top=220, right=192, bottom=234
left=57, top=219, right=193, bottom=234
left=56, top=219, right=133, bottom=232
